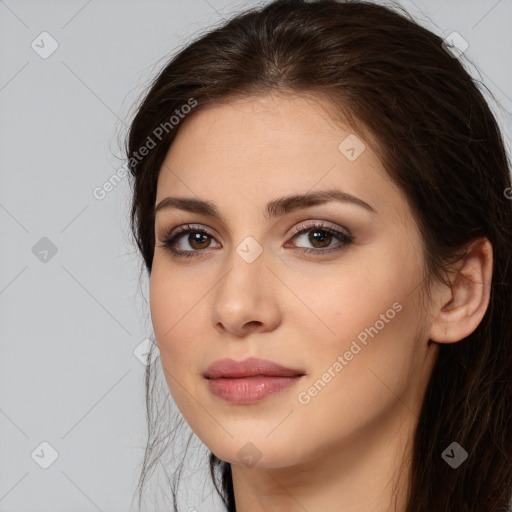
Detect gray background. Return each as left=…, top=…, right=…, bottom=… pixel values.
left=1, top=0, right=511, bottom=511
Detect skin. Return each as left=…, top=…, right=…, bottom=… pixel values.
left=149, top=92, right=493, bottom=512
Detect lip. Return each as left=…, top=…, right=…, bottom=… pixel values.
left=204, top=357, right=305, bottom=379
left=204, top=357, right=305, bottom=404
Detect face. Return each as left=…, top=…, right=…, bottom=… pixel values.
left=149, top=92, right=439, bottom=470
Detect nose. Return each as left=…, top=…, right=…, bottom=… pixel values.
left=211, top=247, right=282, bottom=337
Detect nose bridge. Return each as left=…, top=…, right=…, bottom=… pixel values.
left=216, top=235, right=268, bottom=303
left=211, top=236, right=281, bottom=333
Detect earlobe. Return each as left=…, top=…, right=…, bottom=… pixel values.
left=429, top=237, right=493, bottom=344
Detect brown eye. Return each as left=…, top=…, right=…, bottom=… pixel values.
left=159, top=224, right=221, bottom=258
left=306, top=229, right=334, bottom=248
left=186, top=232, right=212, bottom=250
left=159, top=222, right=354, bottom=259
left=287, top=222, right=354, bottom=255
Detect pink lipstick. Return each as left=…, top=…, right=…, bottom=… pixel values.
left=204, top=357, right=305, bottom=404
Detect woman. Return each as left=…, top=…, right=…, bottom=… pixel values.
left=125, top=0, right=512, bottom=510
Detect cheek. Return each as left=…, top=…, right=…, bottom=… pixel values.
left=149, top=273, right=201, bottom=415
left=149, top=269, right=194, bottom=365
left=284, top=260, right=412, bottom=347
left=292, top=256, right=426, bottom=398
left=296, top=271, right=426, bottom=423
left=149, top=260, right=201, bottom=340
left=149, top=263, right=214, bottom=377
left=149, top=271, right=172, bottom=347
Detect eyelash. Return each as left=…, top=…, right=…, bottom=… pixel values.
left=158, top=222, right=355, bottom=259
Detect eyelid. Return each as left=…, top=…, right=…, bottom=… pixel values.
left=157, top=220, right=354, bottom=258
left=288, top=220, right=351, bottom=238
left=157, top=223, right=219, bottom=241
left=157, top=219, right=350, bottom=241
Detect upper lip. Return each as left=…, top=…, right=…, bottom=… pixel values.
left=204, top=357, right=305, bottom=379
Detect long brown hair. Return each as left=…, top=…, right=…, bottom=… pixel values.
left=124, top=1, right=512, bottom=510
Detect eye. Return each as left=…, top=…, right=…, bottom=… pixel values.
left=285, top=221, right=354, bottom=255
left=157, top=221, right=354, bottom=258
left=158, top=224, right=220, bottom=258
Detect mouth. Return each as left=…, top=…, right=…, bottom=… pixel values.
left=204, top=357, right=305, bottom=404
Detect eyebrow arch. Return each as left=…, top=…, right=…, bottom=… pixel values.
left=153, top=189, right=377, bottom=221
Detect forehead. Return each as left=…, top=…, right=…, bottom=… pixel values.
left=165, top=92, right=361, bottom=156
left=155, top=93, right=406, bottom=223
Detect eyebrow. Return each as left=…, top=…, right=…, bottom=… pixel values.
left=153, top=189, right=377, bottom=221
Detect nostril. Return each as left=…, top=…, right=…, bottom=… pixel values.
left=245, top=321, right=262, bottom=328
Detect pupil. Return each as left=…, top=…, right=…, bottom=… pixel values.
left=309, top=230, right=331, bottom=248
left=190, top=233, right=209, bottom=249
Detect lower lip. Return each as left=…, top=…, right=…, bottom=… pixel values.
left=207, top=375, right=304, bottom=404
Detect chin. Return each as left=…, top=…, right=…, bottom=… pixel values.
left=206, top=436, right=305, bottom=470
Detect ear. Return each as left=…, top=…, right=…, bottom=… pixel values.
left=429, top=237, right=493, bottom=344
